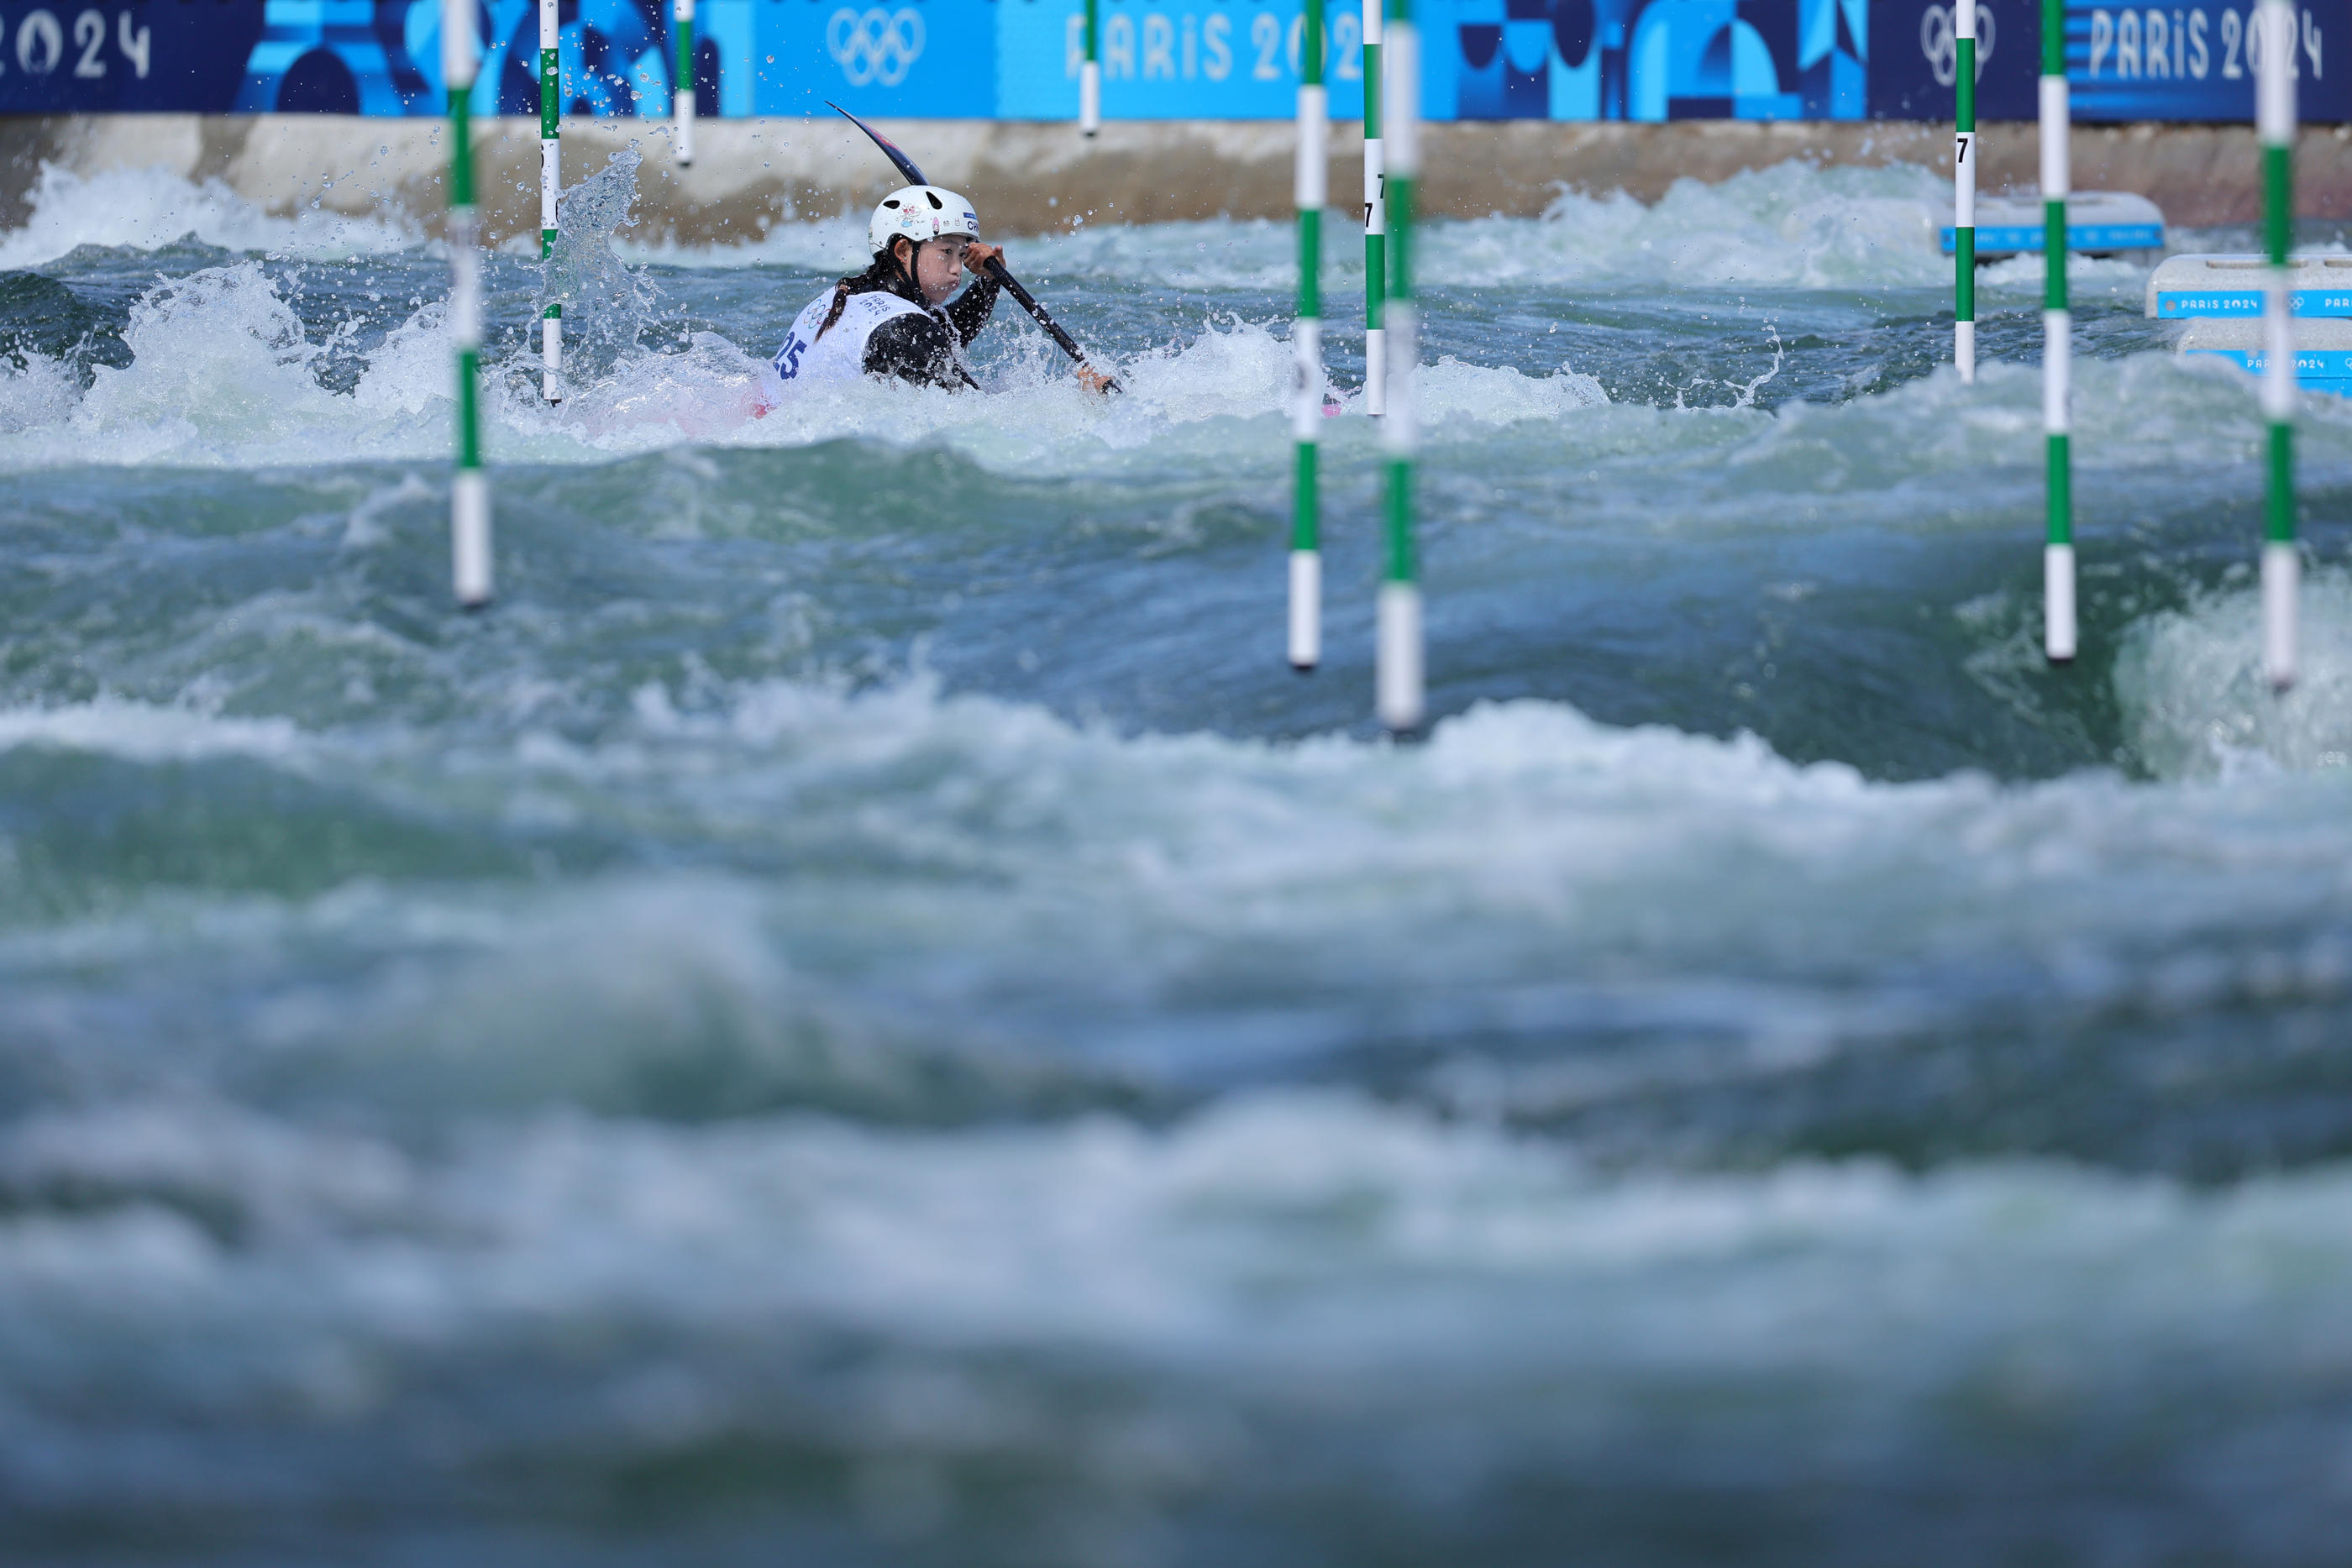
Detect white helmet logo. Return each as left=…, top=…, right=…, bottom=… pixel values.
left=827, top=8, right=926, bottom=87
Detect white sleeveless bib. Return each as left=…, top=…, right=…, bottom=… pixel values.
left=771, top=287, right=927, bottom=389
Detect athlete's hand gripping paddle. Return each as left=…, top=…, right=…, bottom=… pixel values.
left=828, top=102, right=1121, bottom=393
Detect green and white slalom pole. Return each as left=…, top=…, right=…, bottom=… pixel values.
left=2040, top=0, right=2072, bottom=663
left=2259, top=0, right=2298, bottom=689
left=1953, top=0, right=1976, bottom=381
left=445, top=0, right=491, bottom=608
left=1377, top=0, right=1420, bottom=732
left=539, top=0, right=562, bottom=402
left=674, top=0, right=696, bottom=165
left=1362, top=0, right=1385, bottom=416
left=1291, top=0, right=1326, bottom=671
left=1080, top=0, right=1100, bottom=136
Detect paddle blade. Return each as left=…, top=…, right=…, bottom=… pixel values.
left=827, top=102, right=928, bottom=187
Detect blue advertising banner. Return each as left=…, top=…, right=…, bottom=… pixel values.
left=0, top=3, right=265, bottom=113
left=1872, top=2, right=2346, bottom=122
left=1870, top=2, right=2040, bottom=118
left=0, top=0, right=2328, bottom=121
left=2070, top=2, right=2344, bottom=121
left=1000, top=0, right=1369, bottom=120
left=748, top=0, right=995, bottom=119
left=0, top=0, right=705, bottom=118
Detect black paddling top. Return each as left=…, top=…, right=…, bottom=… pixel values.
left=858, top=269, right=1003, bottom=390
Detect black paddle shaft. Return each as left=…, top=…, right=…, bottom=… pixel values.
left=827, top=102, right=1118, bottom=393
left=981, top=259, right=1120, bottom=391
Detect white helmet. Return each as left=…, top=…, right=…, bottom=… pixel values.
left=869, top=184, right=979, bottom=255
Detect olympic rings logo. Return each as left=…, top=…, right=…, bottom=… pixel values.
left=1919, top=4, right=1998, bottom=87
left=827, top=8, right=926, bottom=87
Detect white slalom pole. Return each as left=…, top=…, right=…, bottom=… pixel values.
left=674, top=0, right=696, bottom=166
left=1290, top=0, right=1326, bottom=671
left=445, top=0, right=491, bottom=608
left=539, top=0, right=562, bottom=403
left=1362, top=0, right=1385, bottom=416
left=2040, top=0, right=2074, bottom=664
left=1953, top=0, right=1976, bottom=382
left=1081, top=0, right=1101, bottom=137
left=2259, top=0, right=2298, bottom=690
left=1377, top=0, right=1421, bottom=732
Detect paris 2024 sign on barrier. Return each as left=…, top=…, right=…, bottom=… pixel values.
left=0, top=0, right=2331, bottom=123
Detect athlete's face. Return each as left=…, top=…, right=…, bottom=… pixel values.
left=906, top=237, right=971, bottom=306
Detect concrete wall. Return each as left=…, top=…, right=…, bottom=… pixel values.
left=3, top=114, right=2347, bottom=245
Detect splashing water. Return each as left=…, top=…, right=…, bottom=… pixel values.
left=538, top=145, right=663, bottom=383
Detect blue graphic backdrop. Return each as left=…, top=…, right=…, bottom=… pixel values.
left=998, top=0, right=1864, bottom=121
left=1872, top=3, right=2347, bottom=123
left=0, top=0, right=2331, bottom=121
left=1441, top=0, right=1864, bottom=123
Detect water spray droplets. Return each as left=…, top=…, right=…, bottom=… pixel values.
left=538, top=147, right=661, bottom=385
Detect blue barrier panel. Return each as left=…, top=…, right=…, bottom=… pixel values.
left=2158, top=287, right=2352, bottom=317
left=2189, top=347, right=2352, bottom=395
left=1939, top=220, right=2166, bottom=251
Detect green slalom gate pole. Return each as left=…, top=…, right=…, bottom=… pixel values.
left=1376, top=0, right=1420, bottom=732
left=1080, top=0, right=1100, bottom=136
left=1290, top=0, right=1326, bottom=671
left=2040, top=0, right=2072, bottom=663
left=445, top=0, right=491, bottom=608
left=1954, top=0, right=1976, bottom=381
left=1362, top=0, right=1384, bottom=416
left=2259, top=0, right=2298, bottom=689
left=539, top=0, right=562, bottom=402
left=674, top=0, right=696, bottom=165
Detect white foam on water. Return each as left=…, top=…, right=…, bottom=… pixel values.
left=582, top=676, right=2349, bottom=986
left=0, top=662, right=2318, bottom=1054
left=7, top=650, right=2349, bottom=1073
left=1423, top=160, right=1948, bottom=290
left=0, top=255, right=1623, bottom=476
left=0, top=152, right=2229, bottom=482
left=0, top=163, right=417, bottom=270
left=525, top=313, right=1612, bottom=473
left=0, top=350, right=81, bottom=433
left=3, top=1087, right=2350, bottom=1423
left=0, top=263, right=490, bottom=467
left=2116, top=567, right=2352, bottom=780
left=0, top=697, right=306, bottom=764
left=1977, top=248, right=2158, bottom=302
left=623, top=160, right=2119, bottom=297
left=66, top=263, right=372, bottom=465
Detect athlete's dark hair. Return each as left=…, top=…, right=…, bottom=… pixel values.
left=812, top=243, right=916, bottom=343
